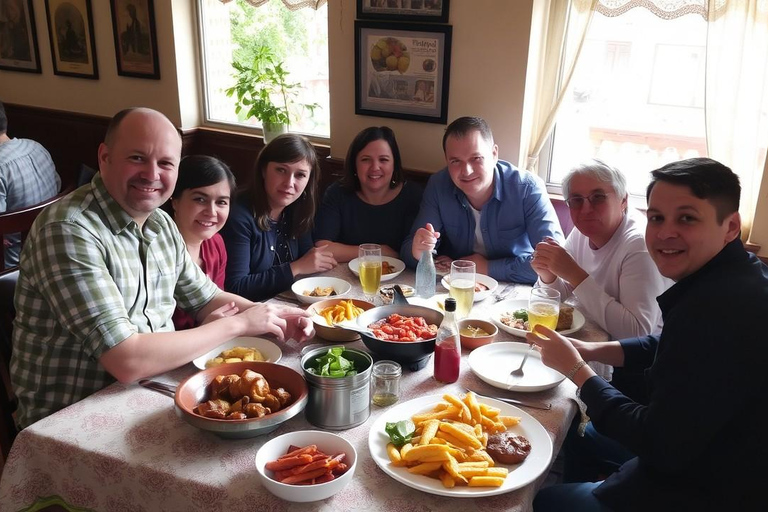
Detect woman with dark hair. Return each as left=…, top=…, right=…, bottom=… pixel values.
left=313, top=126, right=423, bottom=262
left=221, top=134, right=336, bottom=301
left=167, top=155, right=236, bottom=330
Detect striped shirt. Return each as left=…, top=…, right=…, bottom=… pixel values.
left=11, top=173, right=219, bottom=428
left=0, top=137, right=61, bottom=268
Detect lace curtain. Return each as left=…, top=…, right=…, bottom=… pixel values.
left=218, top=0, right=327, bottom=10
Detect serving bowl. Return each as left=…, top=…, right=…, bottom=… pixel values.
left=255, top=430, right=357, bottom=502
left=291, top=277, right=352, bottom=305
left=306, top=298, right=375, bottom=342
left=192, top=336, right=282, bottom=370
left=174, top=361, right=308, bottom=439
left=458, top=318, right=498, bottom=351
left=354, top=304, right=444, bottom=371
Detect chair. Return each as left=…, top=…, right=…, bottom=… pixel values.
left=0, top=267, right=18, bottom=460
left=0, top=186, right=74, bottom=270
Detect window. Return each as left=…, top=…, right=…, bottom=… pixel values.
left=198, top=0, right=330, bottom=138
left=546, top=8, right=707, bottom=197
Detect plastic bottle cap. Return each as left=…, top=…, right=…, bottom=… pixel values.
left=444, top=297, right=456, bottom=312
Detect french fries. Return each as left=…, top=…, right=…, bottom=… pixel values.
left=205, top=346, right=265, bottom=368
left=317, top=300, right=365, bottom=326
left=384, top=392, right=523, bottom=489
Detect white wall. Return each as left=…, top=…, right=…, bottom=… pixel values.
left=329, top=0, right=535, bottom=173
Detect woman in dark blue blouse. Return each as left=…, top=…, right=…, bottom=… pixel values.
left=221, top=134, right=337, bottom=301
left=313, top=126, right=423, bottom=262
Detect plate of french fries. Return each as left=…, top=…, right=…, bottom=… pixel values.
left=368, top=392, right=553, bottom=497
left=193, top=337, right=282, bottom=370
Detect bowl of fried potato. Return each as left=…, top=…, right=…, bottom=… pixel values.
left=192, top=337, right=282, bottom=370
left=255, top=430, right=357, bottom=502
left=292, top=277, right=352, bottom=305
left=175, top=361, right=308, bottom=439
left=307, top=298, right=375, bottom=342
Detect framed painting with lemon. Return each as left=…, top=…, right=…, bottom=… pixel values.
left=355, top=21, right=452, bottom=124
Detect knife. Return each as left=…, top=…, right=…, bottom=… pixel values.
left=466, top=388, right=551, bottom=410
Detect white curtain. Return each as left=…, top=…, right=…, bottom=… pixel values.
left=521, top=0, right=597, bottom=174
left=218, top=0, right=327, bottom=10
left=704, top=0, right=768, bottom=240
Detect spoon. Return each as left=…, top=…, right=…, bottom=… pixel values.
left=332, top=320, right=375, bottom=337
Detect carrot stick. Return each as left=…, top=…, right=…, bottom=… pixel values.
left=280, top=444, right=317, bottom=459
left=280, top=468, right=329, bottom=484
left=265, top=453, right=313, bottom=471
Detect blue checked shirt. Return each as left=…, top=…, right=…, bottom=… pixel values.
left=11, top=174, right=220, bottom=428
left=0, top=138, right=61, bottom=268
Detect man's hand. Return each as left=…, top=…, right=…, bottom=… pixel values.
left=532, top=237, right=587, bottom=287
left=412, top=223, right=440, bottom=260
left=201, top=301, right=239, bottom=325
left=461, top=253, right=488, bottom=276
left=237, top=303, right=314, bottom=342
left=526, top=325, right=594, bottom=386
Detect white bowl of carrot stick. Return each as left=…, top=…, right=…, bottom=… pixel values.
left=255, top=430, right=357, bottom=502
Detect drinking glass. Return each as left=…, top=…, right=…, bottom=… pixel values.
left=527, top=287, right=560, bottom=335
left=358, top=244, right=382, bottom=302
left=449, top=260, right=475, bottom=319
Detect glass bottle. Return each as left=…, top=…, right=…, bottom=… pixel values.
left=415, top=249, right=436, bottom=298
left=371, top=360, right=402, bottom=406
left=434, top=297, right=461, bottom=383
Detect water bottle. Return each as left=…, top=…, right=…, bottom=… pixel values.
left=434, top=297, right=460, bottom=383
left=415, top=249, right=436, bottom=298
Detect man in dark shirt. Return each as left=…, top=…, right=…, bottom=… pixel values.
left=530, top=158, right=768, bottom=511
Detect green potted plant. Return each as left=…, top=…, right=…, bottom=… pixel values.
left=226, top=45, right=317, bottom=143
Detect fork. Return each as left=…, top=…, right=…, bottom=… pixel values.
left=493, top=284, right=518, bottom=302
left=506, top=344, right=535, bottom=389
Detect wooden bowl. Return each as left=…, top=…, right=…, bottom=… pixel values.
left=307, top=298, right=375, bottom=342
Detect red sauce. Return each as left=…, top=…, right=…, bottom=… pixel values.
left=434, top=338, right=460, bottom=383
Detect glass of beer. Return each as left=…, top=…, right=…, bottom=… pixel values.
left=449, top=260, right=476, bottom=319
left=358, top=244, right=382, bottom=302
left=527, top=287, right=560, bottom=335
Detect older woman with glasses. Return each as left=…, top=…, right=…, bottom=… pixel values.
left=531, top=160, right=670, bottom=343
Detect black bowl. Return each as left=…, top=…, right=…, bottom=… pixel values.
left=355, top=304, right=444, bottom=371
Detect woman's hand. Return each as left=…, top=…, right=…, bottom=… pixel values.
left=411, top=223, right=440, bottom=259
left=533, top=238, right=587, bottom=287
left=290, top=245, right=337, bottom=277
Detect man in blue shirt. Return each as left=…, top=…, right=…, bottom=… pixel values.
left=401, top=116, right=563, bottom=283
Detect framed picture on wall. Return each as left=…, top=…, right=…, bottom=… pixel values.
left=355, top=21, right=452, bottom=124
left=0, top=0, right=42, bottom=73
left=357, top=0, right=450, bottom=23
left=44, top=0, right=98, bottom=79
left=109, top=0, right=160, bottom=79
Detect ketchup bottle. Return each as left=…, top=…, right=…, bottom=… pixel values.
left=434, top=297, right=461, bottom=383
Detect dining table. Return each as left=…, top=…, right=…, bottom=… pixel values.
left=0, top=264, right=610, bottom=512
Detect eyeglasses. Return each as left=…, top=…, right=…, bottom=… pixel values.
left=565, top=192, right=611, bottom=210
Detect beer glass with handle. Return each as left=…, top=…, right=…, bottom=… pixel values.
left=358, top=244, right=382, bottom=302
left=527, top=287, right=560, bottom=335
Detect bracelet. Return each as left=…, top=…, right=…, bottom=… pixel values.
left=566, top=360, right=587, bottom=381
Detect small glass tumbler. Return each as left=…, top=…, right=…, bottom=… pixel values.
left=371, top=360, right=402, bottom=407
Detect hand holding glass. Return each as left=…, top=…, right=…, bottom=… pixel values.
left=528, top=288, right=560, bottom=335
left=358, top=244, right=382, bottom=301
left=449, top=260, right=475, bottom=319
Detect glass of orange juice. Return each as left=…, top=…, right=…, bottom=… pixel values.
left=527, top=288, right=560, bottom=335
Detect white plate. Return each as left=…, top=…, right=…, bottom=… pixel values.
left=348, top=257, right=405, bottom=282
left=469, top=342, right=565, bottom=392
left=441, top=274, right=499, bottom=302
left=407, top=293, right=448, bottom=312
left=491, top=299, right=585, bottom=338
left=292, top=276, right=352, bottom=304
left=193, top=337, right=282, bottom=370
left=368, top=394, right=553, bottom=497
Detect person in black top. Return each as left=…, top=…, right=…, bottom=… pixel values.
left=531, top=158, right=768, bottom=511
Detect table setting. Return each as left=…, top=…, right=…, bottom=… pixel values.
left=0, top=246, right=610, bottom=512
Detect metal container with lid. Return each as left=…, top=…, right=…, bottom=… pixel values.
left=301, top=346, right=373, bottom=430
